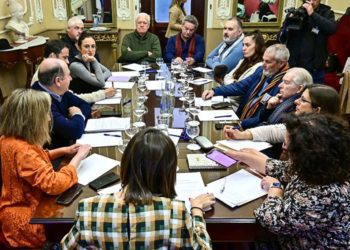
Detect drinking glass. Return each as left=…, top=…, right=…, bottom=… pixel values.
left=141, top=61, right=149, bottom=77
left=156, top=57, right=164, bottom=79
left=178, top=81, right=189, bottom=110
left=185, top=91, right=195, bottom=109
left=117, top=139, right=130, bottom=154
left=186, top=120, right=201, bottom=151
left=125, top=123, right=139, bottom=138
left=157, top=114, right=170, bottom=135
left=188, top=104, right=201, bottom=121
left=133, top=105, right=146, bottom=127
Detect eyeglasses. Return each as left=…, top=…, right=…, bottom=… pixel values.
left=299, top=96, right=312, bottom=104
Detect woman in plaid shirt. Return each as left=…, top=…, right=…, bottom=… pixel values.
left=62, top=128, right=215, bottom=249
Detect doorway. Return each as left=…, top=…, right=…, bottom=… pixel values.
left=140, top=0, right=205, bottom=50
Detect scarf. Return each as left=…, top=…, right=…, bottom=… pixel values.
left=240, top=64, right=289, bottom=119
left=175, top=33, right=196, bottom=59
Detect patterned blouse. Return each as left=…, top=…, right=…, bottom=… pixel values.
left=61, top=194, right=212, bottom=250
left=255, top=159, right=350, bottom=249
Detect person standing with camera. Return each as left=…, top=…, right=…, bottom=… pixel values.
left=278, top=0, right=336, bottom=83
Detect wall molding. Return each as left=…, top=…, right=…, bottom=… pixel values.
left=34, top=0, right=43, bottom=23
left=216, top=0, right=231, bottom=20
left=117, top=0, right=131, bottom=20
left=52, top=0, right=67, bottom=20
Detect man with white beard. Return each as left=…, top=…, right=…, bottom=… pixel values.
left=202, top=44, right=290, bottom=129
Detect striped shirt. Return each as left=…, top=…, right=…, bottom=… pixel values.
left=61, top=193, right=212, bottom=250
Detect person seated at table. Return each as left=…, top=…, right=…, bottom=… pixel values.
left=0, top=89, right=91, bottom=249
left=227, top=114, right=350, bottom=249
left=215, top=30, right=265, bottom=85
left=164, top=15, right=205, bottom=66
left=202, top=44, right=290, bottom=129
left=32, top=58, right=91, bottom=149
left=31, top=39, right=116, bottom=103
left=257, top=67, right=313, bottom=126
left=205, top=17, right=244, bottom=72
left=224, top=84, right=340, bottom=144
left=61, top=128, right=215, bottom=249
left=118, top=13, right=162, bottom=63
left=69, top=31, right=111, bottom=94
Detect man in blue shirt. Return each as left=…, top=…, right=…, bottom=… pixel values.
left=205, top=17, right=244, bottom=72
left=202, top=44, right=290, bottom=129
left=32, top=58, right=91, bottom=149
left=164, top=15, right=205, bottom=66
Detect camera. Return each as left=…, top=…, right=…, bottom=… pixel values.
left=284, top=3, right=307, bottom=30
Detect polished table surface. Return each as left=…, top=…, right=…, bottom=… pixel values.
left=31, top=65, right=272, bottom=242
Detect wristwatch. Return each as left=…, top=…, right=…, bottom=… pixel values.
left=270, top=182, right=283, bottom=190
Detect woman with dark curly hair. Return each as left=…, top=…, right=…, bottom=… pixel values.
left=229, top=114, right=350, bottom=248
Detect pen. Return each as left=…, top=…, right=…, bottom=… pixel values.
left=246, top=167, right=266, bottom=179
left=214, top=115, right=232, bottom=118
left=112, top=81, right=115, bottom=88
left=104, top=133, right=121, bottom=137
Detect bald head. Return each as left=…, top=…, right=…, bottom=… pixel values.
left=38, top=58, right=71, bottom=95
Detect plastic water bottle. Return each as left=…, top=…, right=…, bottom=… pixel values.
left=160, top=80, right=174, bottom=117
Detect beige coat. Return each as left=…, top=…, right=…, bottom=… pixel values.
left=165, top=5, right=185, bottom=38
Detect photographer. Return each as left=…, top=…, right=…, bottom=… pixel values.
left=278, top=0, right=336, bottom=83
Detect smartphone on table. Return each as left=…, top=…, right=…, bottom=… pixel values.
left=206, top=149, right=237, bottom=168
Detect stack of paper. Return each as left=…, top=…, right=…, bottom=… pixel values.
left=189, top=78, right=212, bottom=86
left=108, top=71, right=139, bottom=82
left=122, top=63, right=151, bottom=71
left=216, top=139, right=272, bottom=151
left=195, top=96, right=224, bottom=107
left=85, top=117, right=130, bottom=132
left=77, top=132, right=122, bottom=147
left=198, top=110, right=239, bottom=121
left=192, top=67, right=213, bottom=73
left=104, top=81, right=135, bottom=89
left=95, top=89, right=122, bottom=105
left=168, top=128, right=183, bottom=145
left=77, top=153, right=120, bottom=185
left=206, top=169, right=267, bottom=208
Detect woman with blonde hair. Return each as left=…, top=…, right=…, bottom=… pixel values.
left=0, top=89, right=90, bottom=248
left=165, top=0, right=187, bottom=38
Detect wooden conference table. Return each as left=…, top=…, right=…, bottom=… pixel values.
left=31, top=64, right=273, bottom=244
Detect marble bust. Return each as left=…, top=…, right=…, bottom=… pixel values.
left=5, top=0, right=30, bottom=43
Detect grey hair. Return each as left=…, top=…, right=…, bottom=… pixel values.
left=67, top=16, right=84, bottom=28
left=136, top=12, right=151, bottom=24
left=182, top=15, right=199, bottom=29
left=287, top=67, right=313, bottom=87
left=266, top=44, right=290, bottom=62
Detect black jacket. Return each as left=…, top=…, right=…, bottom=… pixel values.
left=278, top=4, right=337, bottom=72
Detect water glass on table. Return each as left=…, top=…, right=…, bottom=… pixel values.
left=157, top=114, right=170, bottom=135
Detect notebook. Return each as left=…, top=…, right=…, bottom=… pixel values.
left=186, top=154, right=226, bottom=170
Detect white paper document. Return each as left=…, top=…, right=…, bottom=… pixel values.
left=104, top=81, right=135, bottom=89
left=168, top=128, right=183, bottom=145
left=77, top=132, right=122, bottom=147
left=77, top=153, right=120, bottom=185
left=192, top=67, right=213, bottom=73
left=195, top=96, right=224, bottom=107
left=189, top=78, right=212, bottom=86
left=206, top=169, right=267, bottom=208
left=95, top=90, right=122, bottom=105
left=216, top=139, right=272, bottom=151
left=85, top=117, right=131, bottom=132
left=146, top=80, right=165, bottom=90
left=175, top=172, right=208, bottom=212
left=108, top=71, right=139, bottom=82
left=122, top=63, right=151, bottom=71
left=198, top=110, right=239, bottom=121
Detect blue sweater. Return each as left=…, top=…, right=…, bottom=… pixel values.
left=32, top=82, right=91, bottom=149
left=213, top=66, right=285, bottom=128
left=205, top=41, right=243, bottom=72
left=164, top=34, right=205, bottom=63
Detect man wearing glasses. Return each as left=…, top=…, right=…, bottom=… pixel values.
left=164, top=15, right=205, bottom=66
